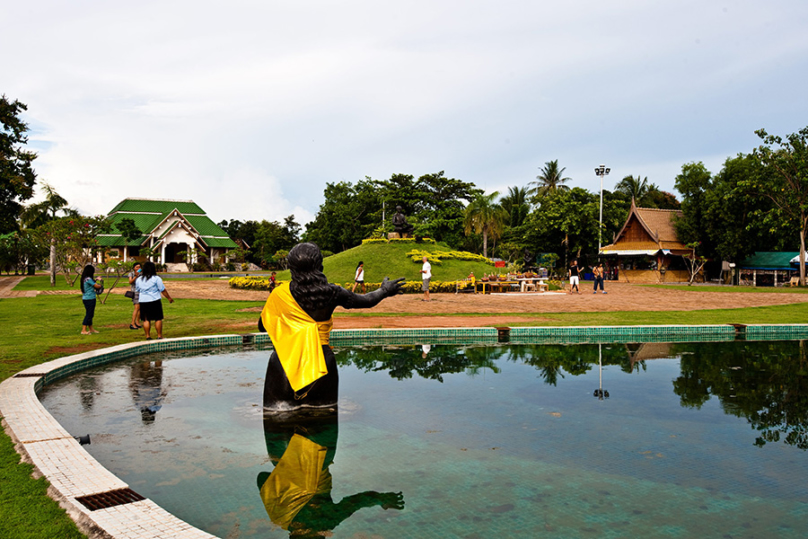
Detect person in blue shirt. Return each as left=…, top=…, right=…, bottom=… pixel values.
left=135, top=261, right=174, bottom=340
left=80, top=265, right=103, bottom=335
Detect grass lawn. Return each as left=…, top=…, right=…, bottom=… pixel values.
left=0, top=294, right=263, bottom=538
left=272, top=241, right=498, bottom=283
left=2, top=292, right=808, bottom=537
left=644, top=284, right=808, bottom=293
left=11, top=274, right=238, bottom=292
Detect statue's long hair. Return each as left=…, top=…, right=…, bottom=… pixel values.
left=288, top=243, right=335, bottom=313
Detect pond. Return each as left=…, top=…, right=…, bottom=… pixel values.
left=40, top=341, right=808, bottom=538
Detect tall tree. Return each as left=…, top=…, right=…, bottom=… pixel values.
left=521, top=188, right=601, bottom=270
left=705, top=154, right=787, bottom=264
left=750, top=127, right=808, bottom=285
left=500, top=186, right=530, bottom=227
left=463, top=192, right=507, bottom=258
left=529, top=160, right=571, bottom=200
left=0, top=95, right=38, bottom=233
left=373, top=171, right=479, bottom=247
left=304, top=180, right=382, bottom=253
left=614, top=175, right=650, bottom=204
left=674, top=162, right=715, bottom=257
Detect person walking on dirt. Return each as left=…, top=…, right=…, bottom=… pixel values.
left=593, top=263, right=607, bottom=294
left=421, top=256, right=432, bottom=301
left=568, top=259, right=582, bottom=294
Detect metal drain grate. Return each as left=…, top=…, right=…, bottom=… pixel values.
left=75, top=488, right=145, bottom=511
left=13, top=373, right=44, bottom=378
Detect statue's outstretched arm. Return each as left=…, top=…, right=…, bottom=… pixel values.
left=337, top=277, right=404, bottom=310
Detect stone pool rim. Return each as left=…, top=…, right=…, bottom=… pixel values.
left=2, top=323, right=808, bottom=539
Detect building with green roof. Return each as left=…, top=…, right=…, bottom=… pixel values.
left=737, top=251, right=807, bottom=286
left=98, top=198, right=237, bottom=270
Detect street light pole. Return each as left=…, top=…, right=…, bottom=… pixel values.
left=595, top=164, right=611, bottom=254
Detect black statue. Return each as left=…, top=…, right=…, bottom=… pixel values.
left=258, top=243, right=404, bottom=413
left=392, top=206, right=413, bottom=237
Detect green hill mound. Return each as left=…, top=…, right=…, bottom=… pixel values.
left=275, top=241, right=496, bottom=285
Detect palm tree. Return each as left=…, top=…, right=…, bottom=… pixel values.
left=529, top=160, right=571, bottom=199
left=499, top=186, right=530, bottom=227
left=463, top=192, right=507, bottom=259
left=614, top=175, right=651, bottom=205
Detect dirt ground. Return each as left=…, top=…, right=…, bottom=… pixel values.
left=149, top=279, right=808, bottom=329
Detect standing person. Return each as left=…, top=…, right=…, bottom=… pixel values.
left=128, top=262, right=142, bottom=330
left=135, top=261, right=174, bottom=340
left=593, top=262, right=607, bottom=294
left=420, top=256, right=432, bottom=301
left=269, top=271, right=277, bottom=292
left=568, top=259, right=582, bottom=294
left=80, top=265, right=103, bottom=335
left=351, top=261, right=365, bottom=293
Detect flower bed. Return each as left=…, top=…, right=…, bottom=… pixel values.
left=406, top=249, right=492, bottom=265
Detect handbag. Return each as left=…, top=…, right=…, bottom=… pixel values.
left=124, top=291, right=135, bottom=299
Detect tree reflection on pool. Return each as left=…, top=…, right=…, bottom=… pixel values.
left=40, top=341, right=808, bottom=538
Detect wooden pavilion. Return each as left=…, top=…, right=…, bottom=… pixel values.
left=599, top=200, right=694, bottom=283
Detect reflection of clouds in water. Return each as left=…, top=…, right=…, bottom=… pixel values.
left=338, top=400, right=361, bottom=417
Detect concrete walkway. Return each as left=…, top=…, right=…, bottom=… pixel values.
left=0, top=276, right=37, bottom=298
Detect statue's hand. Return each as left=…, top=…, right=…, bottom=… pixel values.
left=380, top=277, right=405, bottom=297
left=379, top=491, right=405, bottom=510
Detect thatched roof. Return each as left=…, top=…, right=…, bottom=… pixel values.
left=601, top=200, right=692, bottom=255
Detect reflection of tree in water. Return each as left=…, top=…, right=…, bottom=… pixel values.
left=128, top=361, right=166, bottom=424
left=338, top=345, right=501, bottom=382
left=672, top=341, right=808, bottom=450
left=513, top=344, right=633, bottom=385
left=339, top=344, right=646, bottom=385
left=257, top=414, right=404, bottom=538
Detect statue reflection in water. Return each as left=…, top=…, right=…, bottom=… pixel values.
left=128, top=360, right=166, bottom=424
left=258, top=414, right=404, bottom=537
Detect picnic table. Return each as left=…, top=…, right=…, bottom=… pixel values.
left=475, top=278, right=548, bottom=294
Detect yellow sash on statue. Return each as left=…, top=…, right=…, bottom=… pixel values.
left=260, top=282, right=332, bottom=392
left=259, top=433, right=332, bottom=529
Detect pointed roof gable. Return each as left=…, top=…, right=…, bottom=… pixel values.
left=98, top=198, right=237, bottom=249
left=601, top=199, right=691, bottom=254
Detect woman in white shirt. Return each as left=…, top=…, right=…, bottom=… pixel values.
left=351, top=261, right=365, bottom=293
left=135, top=261, right=174, bottom=340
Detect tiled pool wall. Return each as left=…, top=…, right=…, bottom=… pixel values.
left=3, top=323, right=808, bottom=539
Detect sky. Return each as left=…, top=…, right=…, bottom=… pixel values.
left=3, top=1, right=808, bottom=228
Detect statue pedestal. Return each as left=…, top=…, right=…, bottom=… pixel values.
left=388, top=232, right=411, bottom=239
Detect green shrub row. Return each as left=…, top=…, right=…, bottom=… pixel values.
left=230, top=276, right=468, bottom=294
left=406, top=249, right=492, bottom=265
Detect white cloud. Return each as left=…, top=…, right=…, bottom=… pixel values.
left=6, top=0, right=808, bottom=225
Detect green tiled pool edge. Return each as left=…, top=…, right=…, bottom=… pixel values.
left=4, top=322, right=808, bottom=539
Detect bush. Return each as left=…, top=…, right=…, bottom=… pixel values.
left=406, top=249, right=492, bottom=265
left=229, top=276, right=286, bottom=290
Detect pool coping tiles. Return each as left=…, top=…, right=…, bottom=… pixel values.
left=2, top=323, right=808, bottom=538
